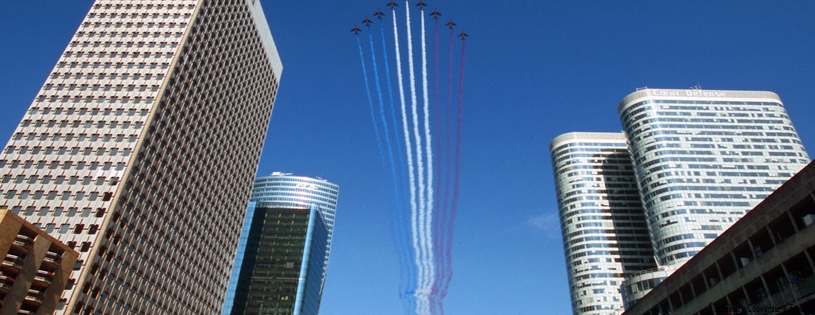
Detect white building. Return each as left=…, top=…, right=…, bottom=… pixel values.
left=551, top=132, right=657, bottom=315
left=0, top=1, right=282, bottom=314
left=619, top=88, right=810, bottom=267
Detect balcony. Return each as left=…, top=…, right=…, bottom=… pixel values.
left=24, top=289, right=45, bottom=305
left=33, top=270, right=54, bottom=286
left=12, top=235, right=34, bottom=252
left=42, top=251, right=62, bottom=267
left=0, top=276, right=14, bottom=293
left=2, top=254, right=25, bottom=272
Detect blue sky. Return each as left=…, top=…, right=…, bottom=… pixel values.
left=2, top=1, right=815, bottom=315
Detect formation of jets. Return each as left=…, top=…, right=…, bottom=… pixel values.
left=352, top=1, right=468, bottom=41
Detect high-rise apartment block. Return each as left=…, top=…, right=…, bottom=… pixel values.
left=551, top=132, right=657, bottom=315
left=1, top=209, right=79, bottom=315
left=0, top=1, right=282, bottom=314
left=551, top=88, right=810, bottom=315
left=250, top=173, right=340, bottom=289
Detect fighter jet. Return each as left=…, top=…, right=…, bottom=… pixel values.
left=458, top=30, right=468, bottom=40
left=430, top=9, right=441, bottom=19
left=351, top=25, right=361, bottom=35
left=445, top=19, right=456, bottom=30
left=415, top=0, right=427, bottom=10
left=374, top=8, right=385, bottom=20
left=362, top=16, right=373, bottom=27
left=387, top=1, right=398, bottom=10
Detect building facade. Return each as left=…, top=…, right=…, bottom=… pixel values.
left=619, top=88, right=810, bottom=267
left=0, top=1, right=282, bottom=314
left=250, top=173, right=340, bottom=289
left=1, top=210, right=79, bottom=315
left=621, top=160, right=815, bottom=315
left=551, top=132, right=658, bottom=315
left=227, top=206, right=328, bottom=315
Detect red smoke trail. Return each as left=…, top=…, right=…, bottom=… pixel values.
left=440, top=33, right=464, bottom=308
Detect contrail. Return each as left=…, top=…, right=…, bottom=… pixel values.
left=379, top=16, right=413, bottom=306
left=419, top=7, right=436, bottom=312
left=441, top=32, right=466, bottom=304
left=357, top=36, right=385, bottom=169
left=393, top=5, right=421, bottom=311
left=430, top=15, right=445, bottom=312
left=406, top=3, right=430, bottom=313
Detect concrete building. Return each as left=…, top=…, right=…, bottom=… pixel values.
left=551, top=132, right=658, bottom=315
left=250, top=173, right=340, bottom=290
left=1, top=209, right=79, bottom=315
left=621, top=160, right=815, bottom=315
left=0, top=1, right=282, bottom=314
left=225, top=205, right=328, bottom=315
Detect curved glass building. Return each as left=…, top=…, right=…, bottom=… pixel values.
left=551, top=132, right=657, bottom=315
left=619, top=88, right=810, bottom=267
left=250, top=173, right=340, bottom=287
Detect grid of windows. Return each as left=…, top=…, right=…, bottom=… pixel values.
left=250, top=174, right=340, bottom=291
left=619, top=89, right=810, bottom=267
left=0, top=1, right=282, bottom=314
left=551, top=132, right=657, bottom=315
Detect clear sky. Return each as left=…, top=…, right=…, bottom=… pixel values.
left=2, top=1, right=815, bottom=315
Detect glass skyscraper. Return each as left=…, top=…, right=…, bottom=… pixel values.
left=0, top=1, right=282, bottom=314
left=619, top=88, right=810, bottom=267
left=250, top=172, right=340, bottom=290
left=551, top=132, right=657, bottom=315
left=226, top=205, right=328, bottom=315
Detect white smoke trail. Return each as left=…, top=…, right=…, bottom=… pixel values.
left=392, top=6, right=422, bottom=312
left=419, top=9, right=435, bottom=308
left=406, top=3, right=429, bottom=314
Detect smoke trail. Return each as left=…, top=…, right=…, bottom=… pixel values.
left=357, top=36, right=385, bottom=169
left=380, top=16, right=413, bottom=308
left=441, top=33, right=465, bottom=302
left=430, top=15, right=445, bottom=313
left=419, top=8, right=436, bottom=313
left=392, top=6, right=421, bottom=312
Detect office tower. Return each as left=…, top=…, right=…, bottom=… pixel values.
left=619, top=88, right=810, bottom=267
left=551, top=132, right=658, bottom=315
left=250, top=173, right=340, bottom=289
left=0, top=1, right=282, bottom=314
left=226, top=205, right=328, bottom=315
left=1, top=209, right=79, bottom=315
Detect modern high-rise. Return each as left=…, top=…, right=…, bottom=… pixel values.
left=225, top=204, right=328, bottom=315
left=619, top=88, right=810, bottom=267
left=0, top=1, right=282, bottom=314
left=552, top=88, right=810, bottom=315
left=249, top=173, right=340, bottom=290
left=551, top=132, right=658, bottom=315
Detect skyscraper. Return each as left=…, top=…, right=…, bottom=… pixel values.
left=551, top=132, right=657, bottom=315
left=0, top=1, right=282, bottom=314
left=249, top=173, right=340, bottom=289
left=226, top=205, right=328, bottom=315
left=619, top=88, right=810, bottom=267
left=552, top=88, right=810, bottom=314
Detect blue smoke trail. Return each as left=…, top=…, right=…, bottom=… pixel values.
left=357, top=36, right=385, bottom=169
left=378, top=16, right=415, bottom=305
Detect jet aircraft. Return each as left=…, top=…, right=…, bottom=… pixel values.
left=362, top=16, right=373, bottom=26
left=430, top=9, right=441, bottom=19
left=351, top=25, right=361, bottom=35
left=415, top=0, right=427, bottom=10
left=445, top=19, right=456, bottom=30
left=458, top=30, right=468, bottom=40
left=374, top=9, right=385, bottom=20
left=387, top=1, right=398, bottom=10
